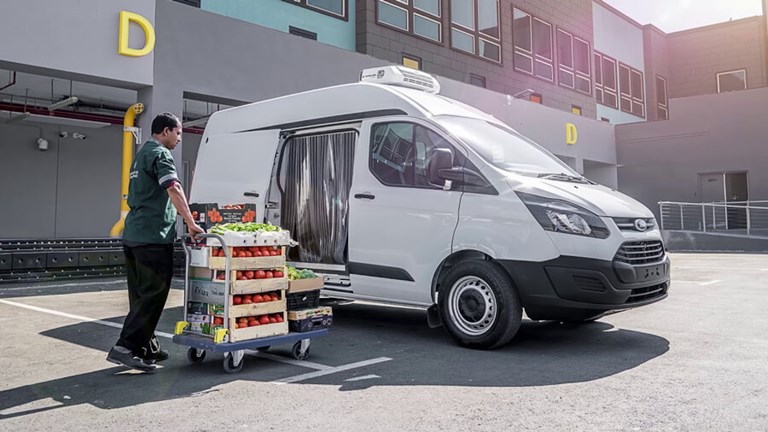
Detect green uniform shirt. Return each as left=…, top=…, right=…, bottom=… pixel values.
left=123, top=139, right=179, bottom=244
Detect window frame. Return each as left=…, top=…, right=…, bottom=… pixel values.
left=376, top=0, right=443, bottom=45
left=284, top=0, right=348, bottom=21
left=618, top=62, right=645, bottom=118
left=512, top=7, right=554, bottom=82
left=556, top=27, right=591, bottom=95
left=449, top=0, right=502, bottom=64
left=594, top=51, right=618, bottom=110
left=716, top=68, right=747, bottom=93
left=469, top=73, right=487, bottom=88
left=656, top=75, right=668, bottom=120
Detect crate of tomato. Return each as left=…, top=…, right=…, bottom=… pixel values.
left=208, top=246, right=285, bottom=270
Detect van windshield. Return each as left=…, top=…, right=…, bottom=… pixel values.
left=434, top=116, right=578, bottom=176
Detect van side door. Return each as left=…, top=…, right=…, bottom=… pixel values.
left=348, top=118, right=466, bottom=305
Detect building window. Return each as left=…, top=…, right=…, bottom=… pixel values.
left=469, top=73, right=486, bottom=88
left=449, top=0, right=501, bottom=62
left=289, top=26, right=318, bottom=40
left=717, top=69, right=747, bottom=93
left=173, top=0, right=201, bottom=7
left=377, top=0, right=442, bottom=43
left=656, top=75, right=668, bottom=120
left=571, top=105, right=582, bottom=116
left=512, top=8, right=553, bottom=81
left=286, top=0, right=347, bottom=19
left=600, top=117, right=610, bottom=123
left=402, top=54, right=422, bottom=70
left=556, top=28, right=591, bottom=95
left=594, top=51, right=618, bottom=109
left=530, top=93, right=543, bottom=104
left=619, top=63, right=645, bottom=118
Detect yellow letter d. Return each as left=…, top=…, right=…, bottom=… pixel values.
left=119, top=11, right=156, bottom=57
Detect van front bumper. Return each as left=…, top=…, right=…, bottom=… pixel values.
left=498, top=254, right=669, bottom=321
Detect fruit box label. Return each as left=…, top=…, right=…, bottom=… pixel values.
left=189, top=280, right=226, bottom=304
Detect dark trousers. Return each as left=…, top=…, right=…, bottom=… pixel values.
left=117, top=243, right=174, bottom=356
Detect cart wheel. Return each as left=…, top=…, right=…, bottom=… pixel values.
left=291, top=340, right=310, bottom=360
left=187, top=347, right=206, bottom=364
left=256, top=346, right=270, bottom=353
left=223, top=354, right=244, bottom=374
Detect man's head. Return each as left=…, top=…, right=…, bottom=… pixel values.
left=151, top=112, right=182, bottom=150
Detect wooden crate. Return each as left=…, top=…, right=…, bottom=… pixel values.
left=230, top=274, right=288, bottom=294
left=229, top=296, right=286, bottom=318
left=288, top=277, right=324, bottom=293
left=208, top=247, right=286, bottom=270
left=229, top=315, right=288, bottom=342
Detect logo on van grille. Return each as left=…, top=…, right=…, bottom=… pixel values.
left=634, top=219, right=649, bottom=232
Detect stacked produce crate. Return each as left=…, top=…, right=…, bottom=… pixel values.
left=185, top=222, right=293, bottom=343
left=286, top=265, right=333, bottom=333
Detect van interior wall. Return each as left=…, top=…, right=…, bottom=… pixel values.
left=0, top=122, right=122, bottom=239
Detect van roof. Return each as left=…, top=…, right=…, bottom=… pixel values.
left=202, top=83, right=498, bottom=135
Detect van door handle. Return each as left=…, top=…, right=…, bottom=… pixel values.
left=354, top=193, right=376, bottom=200
left=244, top=192, right=259, bottom=198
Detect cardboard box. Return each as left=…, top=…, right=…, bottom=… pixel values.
left=189, top=203, right=257, bottom=228
left=288, top=277, right=324, bottom=293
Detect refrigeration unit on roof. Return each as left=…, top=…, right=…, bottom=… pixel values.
left=359, top=66, right=441, bottom=94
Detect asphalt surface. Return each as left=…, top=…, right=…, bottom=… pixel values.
left=0, top=253, right=766, bottom=431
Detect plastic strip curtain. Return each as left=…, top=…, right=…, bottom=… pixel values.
left=281, top=131, right=356, bottom=264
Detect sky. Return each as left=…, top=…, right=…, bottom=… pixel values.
left=602, top=0, right=765, bottom=32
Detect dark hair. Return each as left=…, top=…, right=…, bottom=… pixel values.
left=151, top=112, right=181, bottom=135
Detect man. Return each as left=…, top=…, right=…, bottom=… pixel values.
left=107, top=112, right=204, bottom=372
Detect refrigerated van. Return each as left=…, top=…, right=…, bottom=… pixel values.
left=190, top=66, right=669, bottom=349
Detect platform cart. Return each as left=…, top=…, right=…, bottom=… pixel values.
left=173, top=233, right=328, bottom=374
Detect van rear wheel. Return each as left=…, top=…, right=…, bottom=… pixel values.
left=439, top=260, right=522, bottom=350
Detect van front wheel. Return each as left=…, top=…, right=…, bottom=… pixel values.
left=439, top=260, right=522, bottom=350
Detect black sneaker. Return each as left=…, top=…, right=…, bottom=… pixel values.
left=144, top=349, right=170, bottom=363
left=106, top=347, right=156, bottom=372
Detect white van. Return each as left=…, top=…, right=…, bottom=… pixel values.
left=190, top=66, right=669, bottom=349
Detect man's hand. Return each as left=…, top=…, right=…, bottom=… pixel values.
left=187, top=221, right=205, bottom=242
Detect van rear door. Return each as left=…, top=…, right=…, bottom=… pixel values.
left=190, top=130, right=281, bottom=221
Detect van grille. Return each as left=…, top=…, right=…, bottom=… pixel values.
left=626, top=282, right=668, bottom=303
left=614, top=241, right=665, bottom=265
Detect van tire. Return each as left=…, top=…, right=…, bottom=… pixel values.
left=438, top=260, right=522, bottom=350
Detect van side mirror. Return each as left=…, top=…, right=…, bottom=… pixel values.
left=428, top=148, right=454, bottom=186
left=438, top=166, right=487, bottom=187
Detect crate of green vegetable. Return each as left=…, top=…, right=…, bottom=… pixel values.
left=287, top=265, right=324, bottom=293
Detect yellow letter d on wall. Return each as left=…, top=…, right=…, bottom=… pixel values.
left=119, top=11, right=156, bottom=57
left=566, top=123, right=578, bottom=145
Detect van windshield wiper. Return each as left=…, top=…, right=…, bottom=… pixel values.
left=537, top=173, right=594, bottom=184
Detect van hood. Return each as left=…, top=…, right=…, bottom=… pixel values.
left=509, top=177, right=654, bottom=218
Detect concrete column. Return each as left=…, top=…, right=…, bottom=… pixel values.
left=137, top=85, right=185, bottom=183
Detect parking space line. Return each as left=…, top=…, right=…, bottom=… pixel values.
left=700, top=280, right=721, bottom=286
left=0, top=298, right=390, bottom=378
left=273, top=357, right=392, bottom=384
left=0, top=279, right=126, bottom=291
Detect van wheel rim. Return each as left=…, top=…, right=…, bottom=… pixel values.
left=448, top=276, right=496, bottom=336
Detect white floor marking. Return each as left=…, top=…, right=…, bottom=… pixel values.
left=0, top=298, right=390, bottom=379
left=273, top=357, right=392, bottom=384
left=345, top=374, right=381, bottom=382
left=0, top=279, right=125, bottom=291
left=700, top=280, right=721, bottom=286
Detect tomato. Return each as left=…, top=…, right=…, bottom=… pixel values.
left=238, top=251, right=247, bottom=258
left=273, top=271, right=284, bottom=278
left=243, top=294, right=252, bottom=302
left=269, top=317, right=277, bottom=324
left=238, top=317, right=248, bottom=325
left=255, top=270, right=266, bottom=279
left=245, top=271, right=254, bottom=279
left=213, top=317, right=224, bottom=325
left=248, top=320, right=259, bottom=327
left=249, top=247, right=259, bottom=253
left=244, top=251, right=253, bottom=258
left=253, top=294, right=264, bottom=303
left=236, top=271, right=243, bottom=279
left=253, top=251, right=263, bottom=257
left=264, top=271, right=274, bottom=279
left=260, top=247, right=271, bottom=254
left=233, top=295, right=242, bottom=305
left=259, top=315, right=270, bottom=325
left=275, top=314, right=284, bottom=323
left=242, top=298, right=252, bottom=304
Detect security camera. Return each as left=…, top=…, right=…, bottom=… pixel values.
left=37, top=138, right=49, bottom=151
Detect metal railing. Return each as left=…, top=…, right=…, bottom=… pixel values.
left=659, top=201, right=768, bottom=238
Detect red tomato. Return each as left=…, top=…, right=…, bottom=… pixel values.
left=213, top=317, right=224, bottom=325
left=242, top=298, right=252, bottom=304
left=264, top=271, right=274, bottom=279
left=253, top=294, right=264, bottom=303
left=275, top=314, right=284, bottom=323
left=259, top=316, right=270, bottom=325
left=245, top=271, right=255, bottom=279
left=248, top=320, right=259, bottom=327
left=269, top=317, right=277, bottom=324
left=233, top=295, right=242, bottom=305
left=244, top=251, right=253, bottom=258
left=236, top=271, right=243, bottom=279
left=253, top=251, right=263, bottom=257
left=260, top=247, right=271, bottom=254
left=243, top=294, right=252, bottom=302
left=239, top=251, right=248, bottom=258
left=238, top=318, right=248, bottom=325
left=255, top=270, right=266, bottom=279
left=273, top=271, right=284, bottom=278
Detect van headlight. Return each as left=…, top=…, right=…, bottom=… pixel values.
left=517, top=192, right=610, bottom=239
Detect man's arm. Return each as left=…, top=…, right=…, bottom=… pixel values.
left=167, top=182, right=204, bottom=240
